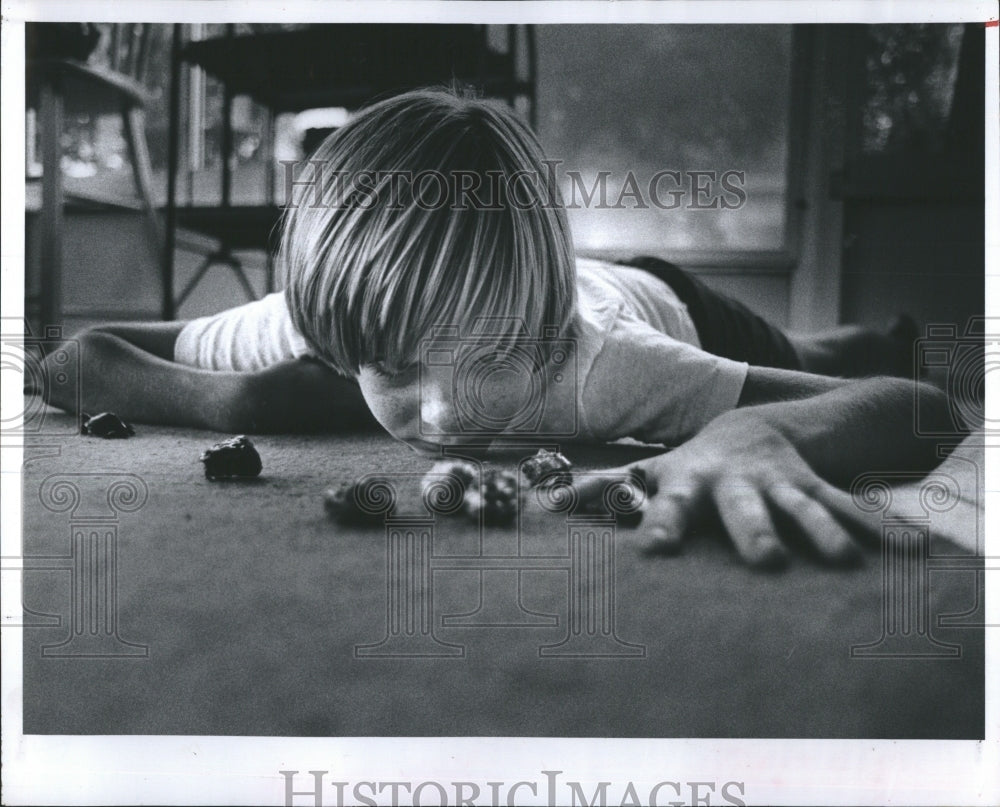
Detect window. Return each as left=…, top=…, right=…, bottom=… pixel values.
left=29, top=24, right=795, bottom=253
left=536, top=25, right=793, bottom=254
left=860, top=24, right=966, bottom=156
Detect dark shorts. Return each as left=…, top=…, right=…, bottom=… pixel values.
left=620, top=255, right=802, bottom=370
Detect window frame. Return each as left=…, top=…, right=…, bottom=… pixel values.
left=576, top=27, right=837, bottom=330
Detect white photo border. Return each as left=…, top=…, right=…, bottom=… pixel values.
left=2, top=2, right=997, bottom=805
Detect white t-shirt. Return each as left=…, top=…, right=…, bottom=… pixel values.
left=174, top=257, right=748, bottom=446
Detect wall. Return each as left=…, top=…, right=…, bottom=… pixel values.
left=26, top=208, right=270, bottom=335
left=840, top=202, right=984, bottom=332
left=27, top=209, right=792, bottom=336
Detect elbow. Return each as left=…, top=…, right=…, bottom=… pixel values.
left=883, top=376, right=966, bottom=470
left=71, top=325, right=112, bottom=351
left=203, top=405, right=250, bottom=435
left=35, top=329, right=105, bottom=412
left=41, top=328, right=133, bottom=415
left=866, top=374, right=963, bottom=436
left=73, top=324, right=120, bottom=351
left=78, top=323, right=114, bottom=337
left=914, top=378, right=970, bottom=435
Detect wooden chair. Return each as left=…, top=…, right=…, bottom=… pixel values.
left=26, top=23, right=165, bottom=329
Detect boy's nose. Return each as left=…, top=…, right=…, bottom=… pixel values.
left=419, top=384, right=461, bottom=435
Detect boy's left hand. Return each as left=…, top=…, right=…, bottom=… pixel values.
left=578, top=411, right=878, bottom=569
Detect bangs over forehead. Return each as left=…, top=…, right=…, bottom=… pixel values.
left=279, top=88, right=577, bottom=376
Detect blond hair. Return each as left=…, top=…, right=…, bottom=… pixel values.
left=279, top=88, right=577, bottom=376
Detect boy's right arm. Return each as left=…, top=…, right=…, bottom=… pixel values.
left=39, top=322, right=375, bottom=433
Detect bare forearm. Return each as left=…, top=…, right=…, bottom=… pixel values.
left=237, top=358, right=376, bottom=432
left=44, top=330, right=246, bottom=430
left=716, top=377, right=947, bottom=488
left=42, top=330, right=375, bottom=433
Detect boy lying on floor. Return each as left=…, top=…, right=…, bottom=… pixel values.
left=40, top=89, right=952, bottom=568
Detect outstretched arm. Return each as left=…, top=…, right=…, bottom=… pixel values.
left=587, top=372, right=952, bottom=569
left=38, top=322, right=375, bottom=433
left=734, top=369, right=947, bottom=487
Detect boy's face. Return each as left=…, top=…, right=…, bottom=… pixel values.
left=356, top=364, right=430, bottom=453
left=355, top=357, right=539, bottom=455
left=356, top=363, right=465, bottom=455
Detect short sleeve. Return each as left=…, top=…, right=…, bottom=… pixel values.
left=581, top=312, right=748, bottom=447
left=174, top=293, right=314, bottom=371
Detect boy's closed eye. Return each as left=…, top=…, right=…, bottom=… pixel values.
left=368, top=359, right=419, bottom=381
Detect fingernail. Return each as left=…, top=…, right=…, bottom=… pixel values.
left=751, top=535, right=787, bottom=571
left=646, top=527, right=681, bottom=556
left=629, top=466, right=658, bottom=496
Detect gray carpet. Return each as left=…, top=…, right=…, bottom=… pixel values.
left=20, top=412, right=984, bottom=738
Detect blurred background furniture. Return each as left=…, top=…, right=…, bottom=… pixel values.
left=163, top=23, right=537, bottom=318
left=26, top=23, right=166, bottom=330
left=23, top=23, right=984, bottom=341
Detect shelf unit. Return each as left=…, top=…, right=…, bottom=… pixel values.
left=163, top=23, right=536, bottom=318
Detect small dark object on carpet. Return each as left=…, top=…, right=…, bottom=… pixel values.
left=199, top=435, right=263, bottom=480
left=81, top=412, right=135, bottom=439
left=323, top=479, right=389, bottom=526
left=520, top=448, right=573, bottom=488
left=464, top=468, right=520, bottom=526
left=421, top=460, right=479, bottom=515
left=423, top=460, right=478, bottom=491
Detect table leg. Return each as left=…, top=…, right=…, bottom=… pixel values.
left=39, top=78, right=64, bottom=331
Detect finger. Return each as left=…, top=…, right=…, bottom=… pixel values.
left=713, top=482, right=787, bottom=570
left=573, top=467, right=646, bottom=505
left=642, top=490, right=693, bottom=555
left=627, top=465, right=658, bottom=497
left=564, top=469, right=648, bottom=530
left=765, top=483, right=863, bottom=566
left=809, top=484, right=886, bottom=545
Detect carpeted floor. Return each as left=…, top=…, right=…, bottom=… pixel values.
left=20, top=410, right=984, bottom=738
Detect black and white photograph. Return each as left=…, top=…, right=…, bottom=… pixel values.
left=2, top=1, right=997, bottom=805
